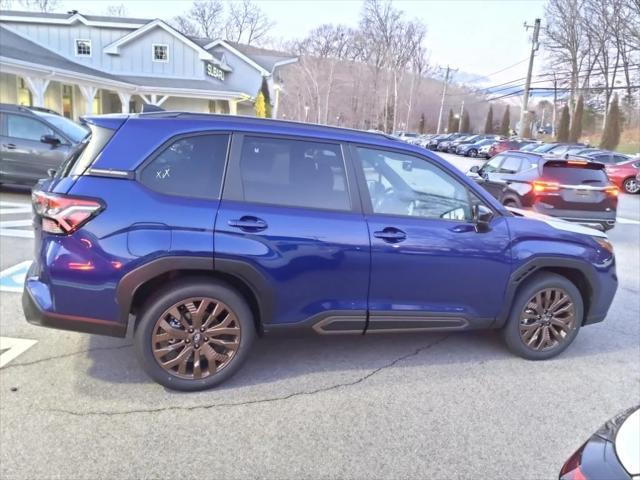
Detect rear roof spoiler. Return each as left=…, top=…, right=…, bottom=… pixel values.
left=542, top=157, right=606, bottom=169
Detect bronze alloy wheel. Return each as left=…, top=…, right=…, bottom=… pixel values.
left=519, top=287, right=576, bottom=351
left=151, top=297, right=241, bottom=379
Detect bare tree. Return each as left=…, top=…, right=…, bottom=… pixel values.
left=189, top=0, right=224, bottom=39
left=170, top=15, right=201, bottom=37
left=104, top=4, right=127, bottom=16
left=18, top=0, right=59, bottom=12
left=0, top=0, right=13, bottom=9
left=544, top=0, right=589, bottom=108
left=226, top=0, right=275, bottom=45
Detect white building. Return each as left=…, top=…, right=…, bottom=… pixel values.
left=0, top=10, right=297, bottom=119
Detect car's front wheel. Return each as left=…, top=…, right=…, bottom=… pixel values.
left=468, top=149, right=478, bottom=157
left=623, top=177, right=639, bottom=194
left=134, top=279, right=255, bottom=391
left=502, top=272, right=583, bottom=360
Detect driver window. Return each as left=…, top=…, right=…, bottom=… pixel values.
left=356, top=147, right=472, bottom=221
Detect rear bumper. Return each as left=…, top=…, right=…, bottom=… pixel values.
left=22, top=266, right=127, bottom=338
left=532, top=205, right=617, bottom=229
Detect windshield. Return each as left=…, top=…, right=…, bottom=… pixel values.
left=33, top=111, right=89, bottom=143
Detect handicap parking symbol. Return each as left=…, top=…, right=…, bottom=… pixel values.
left=0, top=261, right=32, bottom=293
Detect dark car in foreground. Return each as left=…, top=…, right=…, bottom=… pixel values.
left=23, top=112, right=618, bottom=391
left=0, top=103, right=88, bottom=186
left=468, top=152, right=618, bottom=230
left=559, top=406, right=639, bottom=480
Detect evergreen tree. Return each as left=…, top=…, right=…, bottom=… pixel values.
left=556, top=105, right=570, bottom=142
left=500, top=106, right=510, bottom=136
left=484, top=106, right=494, bottom=134
left=569, top=95, right=584, bottom=142
left=447, top=109, right=455, bottom=132
left=260, top=77, right=272, bottom=118
left=460, top=111, right=470, bottom=133
left=600, top=94, right=621, bottom=150
left=418, top=113, right=425, bottom=134
left=254, top=91, right=267, bottom=118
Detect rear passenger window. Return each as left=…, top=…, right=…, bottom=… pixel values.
left=239, top=136, right=350, bottom=211
left=499, top=157, right=521, bottom=174
left=140, top=134, right=229, bottom=199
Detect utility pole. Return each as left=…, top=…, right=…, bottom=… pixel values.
left=552, top=72, right=557, bottom=137
left=519, top=18, right=541, bottom=137
left=458, top=101, right=465, bottom=132
left=436, top=65, right=456, bottom=134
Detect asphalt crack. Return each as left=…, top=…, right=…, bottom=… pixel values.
left=45, top=334, right=451, bottom=417
left=2, top=343, right=133, bottom=369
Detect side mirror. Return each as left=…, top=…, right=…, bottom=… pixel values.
left=472, top=204, right=494, bottom=233
left=41, top=134, right=61, bottom=146
left=469, top=165, right=480, bottom=173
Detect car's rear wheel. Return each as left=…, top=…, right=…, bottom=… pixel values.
left=468, top=149, right=478, bottom=157
left=502, top=272, right=583, bottom=360
left=623, top=177, right=639, bottom=194
left=134, top=279, right=255, bottom=391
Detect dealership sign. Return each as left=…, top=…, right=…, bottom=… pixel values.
left=206, top=62, right=225, bottom=81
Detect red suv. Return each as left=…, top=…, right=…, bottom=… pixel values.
left=487, top=140, right=523, bottom=158
left=605, top=157, right=640, bottom=194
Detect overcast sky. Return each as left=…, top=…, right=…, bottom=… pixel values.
left=55, top=0, right=548, bottom=86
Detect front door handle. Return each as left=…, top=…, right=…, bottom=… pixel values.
left=2, top=143, right=16, bottom=150
left=373, top=227, right=407, bottom=243
left=228, top=216, right=268, bottom=232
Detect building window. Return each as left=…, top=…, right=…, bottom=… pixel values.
left=152, top=44, right=168, bottom=62
left=75, top=39, right=91, bottom=57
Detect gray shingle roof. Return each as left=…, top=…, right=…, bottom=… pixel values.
left=225, top=41, right=297, bottom=72
left=118, top=75, right=242, bottom=93
left=0, top=9, right=148, bottom=24
left=0, top=26, right=125, bottom=82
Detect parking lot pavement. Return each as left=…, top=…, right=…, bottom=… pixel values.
left=1, top=171, right=639, bottom=479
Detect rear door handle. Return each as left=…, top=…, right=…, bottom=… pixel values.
left=228, top=216, right=268, bottom=232
left=373, top=227, right=407, bottom=243
left=2, top=143, right=16, bottom=150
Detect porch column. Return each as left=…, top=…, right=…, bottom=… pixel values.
left=23, top=76, right=50, bottom=107
left=272, top=84, right=281, bottom=119
left=117, top=92, right=132, bottom=113
left=78, top=85, right=97, bottom=115
left=228, top=99, right=238, bottom=115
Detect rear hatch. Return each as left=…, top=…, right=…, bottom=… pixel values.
left=32, top=116, right=124, bottom=254
left=533, top=159, right=618, bottom=213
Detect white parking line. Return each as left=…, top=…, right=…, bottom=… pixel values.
left=0, top=200, right=32, bottom=215
left=618, top=217, right=640, bottom=225
left=0, top=260, right=32, bottom=292
left=0, top=337, right=38, bottom=368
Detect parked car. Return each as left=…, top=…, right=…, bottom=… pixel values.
left=415, top=134, right=435, bottom=148
left=546, top=143, right=587, bottom=157
left=437, top=133, right=469, bottom=152
left=456, top=138, right=496, bottom=157
left=395, top=132, right=420, bottom=143
left=605, top=157, right=640, bottom=194
left=559, top=406, right=639, bottom=480
left=478, top=142, right=495, bottom=158
left=518, top=142, right=543, bottom=152
left=447, top=134, right=480, bottom=153
left=531, top=142, right=561, bottom=154
left=427, top=133, right=453, bottom=150
left=467, top=151, right=618, bottom=230
left=23, top=112, right=618, bottom=390
left=485, top=140, right=522, bottom=158
left=580, top=150, right=631, bottom=165
left=0, top=103, right=89, bottom=186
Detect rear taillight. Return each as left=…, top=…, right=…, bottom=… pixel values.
left=32, top=191, right=103, bottom=234
left=559, top=442, right=588, bottom=480
left=604, top=185, right=619, bottom=196
left=532, top=180, right=560, bottom=193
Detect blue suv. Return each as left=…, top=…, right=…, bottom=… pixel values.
left=22, top=113, right=618, bottom=391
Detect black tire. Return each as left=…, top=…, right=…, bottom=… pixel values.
left=134, top=278, right=256, bottom=391
left=622, top=177, right=640, bottom=194
left=502, top=272, right=583, bottom=360
left=502, top=198, right=521, bottom=208
left=468, top=149, right=477, bottom=158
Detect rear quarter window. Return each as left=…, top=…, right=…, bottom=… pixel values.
left=57, top=124, right=114, bottom=178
